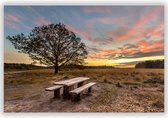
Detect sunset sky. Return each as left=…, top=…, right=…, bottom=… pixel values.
left=4, top=6, right=164, bottom=68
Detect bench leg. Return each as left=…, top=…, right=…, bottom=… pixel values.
left=78, top=82, right=83, bottom=87
left=88, top=87, right=92, bottom=93
left=87, top=87, right=92, bottom=96
left=71, top=93, right=76, bottom=101
left=71, top=93, right=81, bottom=102
left=54, top=89, right=61, bottom=98
left=76, top=94, right=81, bottom=101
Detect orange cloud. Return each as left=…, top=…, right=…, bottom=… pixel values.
left=139, top=40, right=164, bottom=53
left=87, top=39, right=164, bottom=60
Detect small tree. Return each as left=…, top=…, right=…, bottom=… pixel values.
left=7, top=23, right=88, bottom=74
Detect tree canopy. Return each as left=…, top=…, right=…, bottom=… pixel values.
left=7, top=23, right=88, bottom=74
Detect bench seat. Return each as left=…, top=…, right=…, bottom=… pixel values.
left=70, top=82, right=96, bottom=101
left=45, top=85, right=62, bottom=98
left=45, top=85, right=62, bottom=91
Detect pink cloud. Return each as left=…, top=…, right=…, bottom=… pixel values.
left=96, top=17, right=125, bottom=24
left=67, top=25, right=114, bottom=45
left=135, top=6, right=163, bottom=29
left=26, top=6, right=50, bottom=26
left=4, top=12, right=32, bottom=30
left=127, top=6, right=163, bottom=36
left=5, top=13, right=21, bottom=23
left=107, top=6, right=164, bottom=40
left=138, top=40, right=164, bottom=53
left=67, top=25, right=94, bottom=42
left=4, top=13, right=23, bottom=29
left=144, top=21, right=164, bottom=38
left=86, top=16, right=125, bottom=31
left=83, top=6, right=112, bottom=13
left=36, top=17, right=50, bottom=26
left=5, top=21, right=19, bottom=29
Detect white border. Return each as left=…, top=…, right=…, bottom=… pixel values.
left=0, top=0, right=167, bottom=118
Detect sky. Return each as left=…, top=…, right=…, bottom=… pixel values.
left=4, top=6, right=164, bottom=68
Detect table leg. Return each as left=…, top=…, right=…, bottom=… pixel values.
left=63, top=85, right=70, bottom=99
left=78, top=82, right=83, bottom=87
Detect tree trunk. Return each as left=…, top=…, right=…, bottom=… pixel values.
left=54, top=65, right=59, bottom=74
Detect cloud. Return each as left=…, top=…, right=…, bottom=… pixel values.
left=130, top=51, right=164, bottom=59
left=123, top=44, right=138, bottom=49
left=67, top=25, right=114, bottom=45
left=26, top=6, right=50, bottom=26
left=86, top=16, right=125, bottom=32
left=67, top=25, right=94, bottom=41
left=5, top=13, right=21, bottom=23
left=4, top=12, right=32, bottom=30
left=5, top=20, right=19, bottom=29
left=107, top=6, right=164, bottom=40
left=87, top=47, right=100, bottom=53
left=4, top=13, right=22, bottom=29
left=95, top=17, right=125, bottom=24
left=87, top=40, right=164, bottom=60
left=78, top=16, right=126, bottom=45
left=144, top=21, right=164, bottom=39
left=83, top=6, right=112, bottom=13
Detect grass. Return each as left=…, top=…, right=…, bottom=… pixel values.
left=4, top=68, right=164, bottom=85
left=4, top=68, right=164, bottom=112
left=95, top=84, right=118, bottom=105
left=89, top=83, right=118, bottom=112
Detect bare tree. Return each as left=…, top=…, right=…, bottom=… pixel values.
left=7, top=23, right=88, bottom=74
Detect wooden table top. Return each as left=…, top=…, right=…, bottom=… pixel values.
left=54, top=77, right=90, bottom=86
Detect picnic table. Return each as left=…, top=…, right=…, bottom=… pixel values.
left=54, top=77, right=90, bottom=99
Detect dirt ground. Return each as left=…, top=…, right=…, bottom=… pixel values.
left=4, top=69, right=164, bottom=112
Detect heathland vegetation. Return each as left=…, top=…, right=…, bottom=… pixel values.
left=4, top=68, right=164, bottom=112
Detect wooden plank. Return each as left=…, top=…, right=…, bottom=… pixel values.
left=66, top=77, right=90, bottom=86
left=70, top=82, right=96, bottom=94
left=54, top=77, right=90, bottom=86
left=45, top=85, right=62, bottom=91
left=54, top=77, right=79, bottom=84
left=54, top=77, right=89, bottom=85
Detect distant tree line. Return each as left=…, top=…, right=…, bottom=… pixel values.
left=4, top=63, right=116, bottom=71
left=135, top=60, right=164, bottom=68
left=85, top=66, right=115, bottom=69
left=54, top=65, right=115, bottom=70
left=4, top=63, right=46, bottom=71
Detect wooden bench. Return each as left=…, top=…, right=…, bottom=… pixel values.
left=45, top=85, right=62, bottom=98
left=70, top=82, right=96, bottom=101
